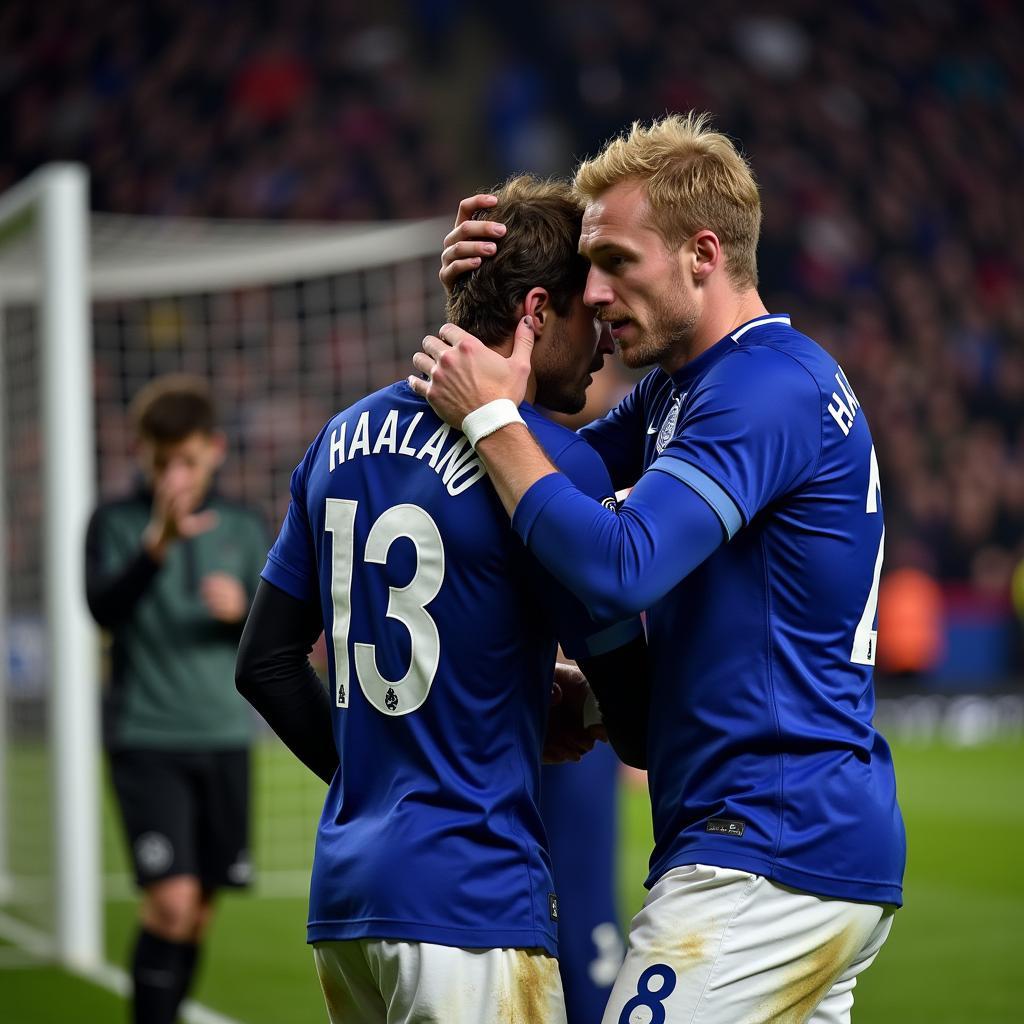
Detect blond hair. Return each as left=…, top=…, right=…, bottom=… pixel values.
left=573, top=112, right=762, bottom=288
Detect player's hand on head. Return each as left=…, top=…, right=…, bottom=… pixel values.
left=201, top=572, right=248, bottom=623
left=409, top=317, right=535, bottom=427
left=439, top=194, right=505, bottom=296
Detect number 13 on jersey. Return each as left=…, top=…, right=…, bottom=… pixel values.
left=325, top=498, right=446, bottom=715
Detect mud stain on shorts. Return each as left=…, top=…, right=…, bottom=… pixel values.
left=758, top=922, right=860, bottom=1023
left=496, top=949, right=563, bottom=1024
left=643, top=928, right=708, bottom=975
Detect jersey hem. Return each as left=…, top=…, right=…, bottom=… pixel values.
left=306, top=918, right=557, bottom=956
left=651, top=848, right=903, bottom=908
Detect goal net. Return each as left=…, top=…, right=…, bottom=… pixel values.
left=0, top=163, right=448, bottom=966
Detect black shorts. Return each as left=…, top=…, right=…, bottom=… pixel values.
left=109, top=748, right=252, bottom=891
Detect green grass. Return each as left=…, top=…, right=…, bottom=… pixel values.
left=2, top=953, right=126, bottom=1024
left=3, top=739, right=1022, bottom=1023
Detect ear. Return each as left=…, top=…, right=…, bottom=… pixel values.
left=521, top=287, right=551, bottom=331
left=690, top=230, right=721, bottom=281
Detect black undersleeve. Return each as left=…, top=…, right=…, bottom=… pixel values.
left=235, top=579, right=338, bottom=785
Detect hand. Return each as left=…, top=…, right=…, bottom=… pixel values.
left=439, top=194, right=506, bottom=295
left=201, top=572, right=248, bottom=623
left=542, top=663, right=606, bottom=764
left=142, top=479, right=217, bottom=561
left=409, top=317, right=535, bottom=428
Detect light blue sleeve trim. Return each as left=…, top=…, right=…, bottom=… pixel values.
left=649, top=457, right=743, bottom=540
left=584, top=618, right=643, bottom=657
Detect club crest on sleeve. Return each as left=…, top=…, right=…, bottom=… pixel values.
left=656, top=394, right=684, bottom=454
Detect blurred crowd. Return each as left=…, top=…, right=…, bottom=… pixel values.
left=2, top=0, right=1022, bottom=676
left=0, top=0, right=457, bottom=218
left=482, top=0, right=1024, bottom=601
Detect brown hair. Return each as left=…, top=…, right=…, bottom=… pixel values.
left=130, top=374, right=216, bottom=443
left=446, top=175, right=588, bottom=345
left=573, top=112, right=762, bottom=287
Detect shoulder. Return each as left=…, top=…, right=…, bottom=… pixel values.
left=525, top=410, right=613, bottom=496
left=699, top=333, right=823, bottom=412
left=522, top=407, right=577, bottom=463
left=89, top=493, right=147, bottom=528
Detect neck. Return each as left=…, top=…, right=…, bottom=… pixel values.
left=659, top=287, right=769, bottom=375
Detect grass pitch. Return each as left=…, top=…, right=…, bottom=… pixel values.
left=3, top=739, right=1021, bottom=1023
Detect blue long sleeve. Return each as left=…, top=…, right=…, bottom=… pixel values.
left=512, top=465, right=727, bottom=622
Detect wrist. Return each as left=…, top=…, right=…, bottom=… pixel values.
left=142, top=524, right=169, bottom=562
left=582, top=690, right=603, bottom=728
left=461, top=399, right=525, bottom=449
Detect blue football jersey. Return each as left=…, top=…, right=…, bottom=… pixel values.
left=581, top=314, right=906, bottom=906
left=262, top=381, right=637, bottom=953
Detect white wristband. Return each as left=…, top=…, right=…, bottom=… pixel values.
left=582, top=691, right=603, bottom=729
left=461, top=399, right=526, bottom=448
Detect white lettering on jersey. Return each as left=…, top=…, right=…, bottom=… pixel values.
left=828, top=367, right=861, bottom=437
left=330, top=422, right=348, bottom=471
left=348, top=411, right=371, bottom=458
left=328, top=407, right=486, bottom=495
left=436, top=437, right=487, bottom=494
left=372, top=409, right=399, bottom=455
left=399, top=412, right=423, bottom=455
left=416, top=423, right=451, bottom=468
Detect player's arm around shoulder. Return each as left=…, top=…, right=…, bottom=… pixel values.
left=536, top=428, right=653, bottom=767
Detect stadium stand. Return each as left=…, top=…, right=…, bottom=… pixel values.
left=1, top=3, right=1020, bottom=654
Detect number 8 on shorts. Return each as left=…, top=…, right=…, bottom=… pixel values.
left=618, top=964, right=677, bottom=1024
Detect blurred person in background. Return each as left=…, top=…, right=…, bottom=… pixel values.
left=420, top=112, right=905, bottom=1023
left=235, top=176, right=650, bottom=1024
left=85, top=374, right=268, bottom=1024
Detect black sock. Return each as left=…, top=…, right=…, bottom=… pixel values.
left=131, top=928, right=200, bottom=1024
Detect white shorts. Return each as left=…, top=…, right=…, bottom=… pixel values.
left=603, top=864, right=895, bottom=1024
left=313, top=939, right=567, bottom=1024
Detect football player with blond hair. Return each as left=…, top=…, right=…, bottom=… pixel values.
left=417, top=113, right=905, bottom=1024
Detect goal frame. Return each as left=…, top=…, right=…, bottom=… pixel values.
left=0, top=163, right=448, bottom=975
left=0, top=162, right=101, bottom=970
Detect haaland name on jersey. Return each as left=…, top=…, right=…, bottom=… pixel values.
left=828, top=366, right=861, bottom=437
left=328, top=407, right=487, bottom=496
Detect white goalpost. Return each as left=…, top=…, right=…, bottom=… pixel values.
left=0, top=161, right=448, bottom=977
left=0, top=163, right=101, bottom=970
